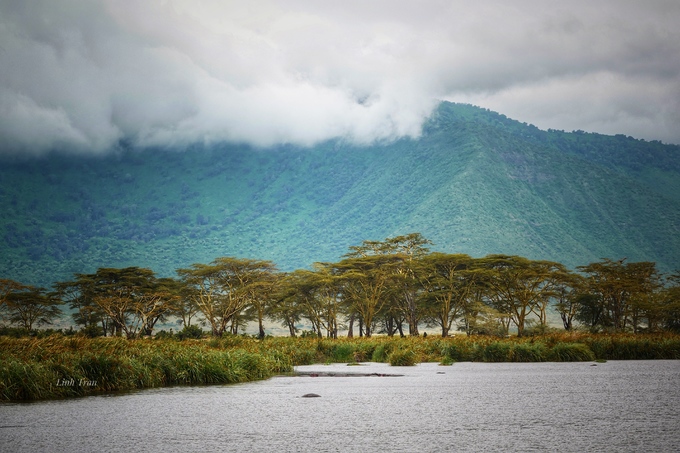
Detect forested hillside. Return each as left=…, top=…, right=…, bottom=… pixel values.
left=1, top=102, right=679, bottom=287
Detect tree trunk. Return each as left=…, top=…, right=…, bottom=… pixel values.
left=385, top=316, right=395, bottom=336
left=561, top=312, right=572, bottom=331
left=347, top=313, right=354, bottom=338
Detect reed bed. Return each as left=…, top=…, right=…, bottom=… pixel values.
left=0, top=336, right=291, bottom=401
left=1, top=332, right=678, bottom=401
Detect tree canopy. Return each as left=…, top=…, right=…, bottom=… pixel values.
left=2, top=233, right=679, bottom=338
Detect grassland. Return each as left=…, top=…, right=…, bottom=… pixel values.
left=2, top=333, right=679, bottom=401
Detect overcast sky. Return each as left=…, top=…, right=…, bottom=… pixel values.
left=1, top=0, right=679, bottom=156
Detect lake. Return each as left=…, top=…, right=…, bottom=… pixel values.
left=1, top=360, right=679, bottom=452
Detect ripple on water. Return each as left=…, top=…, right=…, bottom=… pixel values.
left=1, top=361, right=679, bottom=452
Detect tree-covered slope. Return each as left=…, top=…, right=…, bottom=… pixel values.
left=1, top=102, right=679, bottom=287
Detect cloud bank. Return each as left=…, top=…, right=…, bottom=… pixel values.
left=1, top=0, right=679, bottom=156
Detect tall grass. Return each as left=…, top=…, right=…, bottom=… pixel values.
left=0, top=336, right=291, bottom=401
left=2, top=332, right=678, bottom=401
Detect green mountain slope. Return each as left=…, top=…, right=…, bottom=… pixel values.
left=1, top=102, right=679, bottom=287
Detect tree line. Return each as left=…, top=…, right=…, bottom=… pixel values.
left=1, top=233, right=679, bottom=338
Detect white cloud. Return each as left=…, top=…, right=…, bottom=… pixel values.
left=0, top=0, right=679, bottom=156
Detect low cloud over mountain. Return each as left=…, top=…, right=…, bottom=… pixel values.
left=1, top=0, right=679, bottom=156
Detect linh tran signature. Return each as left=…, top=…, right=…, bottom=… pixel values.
left=56, top=378, right=97, bottom=387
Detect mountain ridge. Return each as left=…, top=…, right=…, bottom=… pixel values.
left=1, top=102, right=679, bottom=287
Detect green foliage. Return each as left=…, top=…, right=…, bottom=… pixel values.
left=387, top=348, right=417, bottom=366
left=511, top=342, right=548, bottom=362
left=2, top=102, right=679, bottom=292
left=440, top=339, right=483, bottom=362
left=547, top=343, right=595, bottom=362
left=371, top=343, right=391, bottom=362
left=582, top=334, right=680, bottom=360
left=0, top=327, right=31, bottom=338
left=2, top=333, right=680, bottom=401
left=482, top=341, right=515, bottom=362
left=329, top=342, right=355, bottom=362
left=0, top=336, right=290, bottom=401
left=177, top=325, right=204, bottom=340
left=79, top=325, right=104, bottom=338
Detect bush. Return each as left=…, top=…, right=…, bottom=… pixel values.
left=233, top=351, right=271, bottom=380
left=177, top=325, right=203, bottom=340
left=548, top=343, right=595, bottom=362
left=388, top=349, right=417, bottom=366
left=154, top=330, right=175, bottom=340
left=581, top=334, right=680, bottom=360
left=371, top=344, right=390, bottom=362
left=0, top=327, right=30, bottom=338
left=483, top=342, right=514, bottom=362
left=330, top=342, right=355, bottom=362
left=439, top=356, right=454, bottom=366
left=512, top=342, right=548, bottom=362
left=78, top=325, right=104, bottom=338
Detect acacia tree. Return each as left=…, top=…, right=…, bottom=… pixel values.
left=418, top=253, right=476, bottom=337
left=577, top=259, right=661, bottom=332
left=346, top=233, right=432, bottom=335
left=55, top=278, right=110, bottom=337
left=271, top=273, right=306, bottom=337
left=58, top=267, right=176, bottom=338
left=1, top=285, right=62, bottom=331
left=277, top=266, right=342, bottom=338
left=376, top=301, right=406, bottom=337
left=136, top=277, right=181, bottom=336
left=531, top=263, right=572, bottom=330
left=553, top=273, right=585, bottom=331
left=335, top=254, right=396, bottom=337
left=480, top=255, right=566, bottom=337
left=171, top=279, right=202, bottom=328
left=659, top=272, right=680, bottom=332
left=628, top=263, right=663, bottom=333
left=0, top=279, right=23, bottom=304
left=178, top=257, right=276, bottom=337
left=0, top=278, right=25, bottom=324
left=243, top=262, right=278, bottom=339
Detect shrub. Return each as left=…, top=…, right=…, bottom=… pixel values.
left=483, top=342, right=514, bottom=362
left=177, top=325, right=203, bottom=340
left=77, top=354, right=133, bottom=391
left=512, top=342, right=548, bottom=362
left=0, top=359, right=53, bottom=400
left=371, top=344, right=390, bottom=362
left=233, top=351, right=271, bottom=381
left=442, top=342, right=465, bottom=362
left=153, top=330, right=175, bottom=340
left=388, top=349, right=417, bottom=366
left=330, top=343, right=355, bottom=362
left=439, top=356, right=454, bottom=366
left=79, top=325, right=104, bottom=338
left=548, top=343, right=595, bottom=362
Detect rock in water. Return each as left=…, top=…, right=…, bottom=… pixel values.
left=301, top=393, right=321, bottom=398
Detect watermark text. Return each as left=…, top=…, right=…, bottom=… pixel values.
left=56, top=378, right=97, bottom=387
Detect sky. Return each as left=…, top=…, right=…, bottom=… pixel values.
left=1, top=0, right=679, bottom=156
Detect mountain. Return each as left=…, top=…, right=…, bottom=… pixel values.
left=1, top=102, right=679, bottom=287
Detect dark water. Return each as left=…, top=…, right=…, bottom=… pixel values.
left=1, top=361, right=679, bottom=452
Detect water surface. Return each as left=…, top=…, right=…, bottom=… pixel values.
left=1, top=361, right=678, bottom=452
